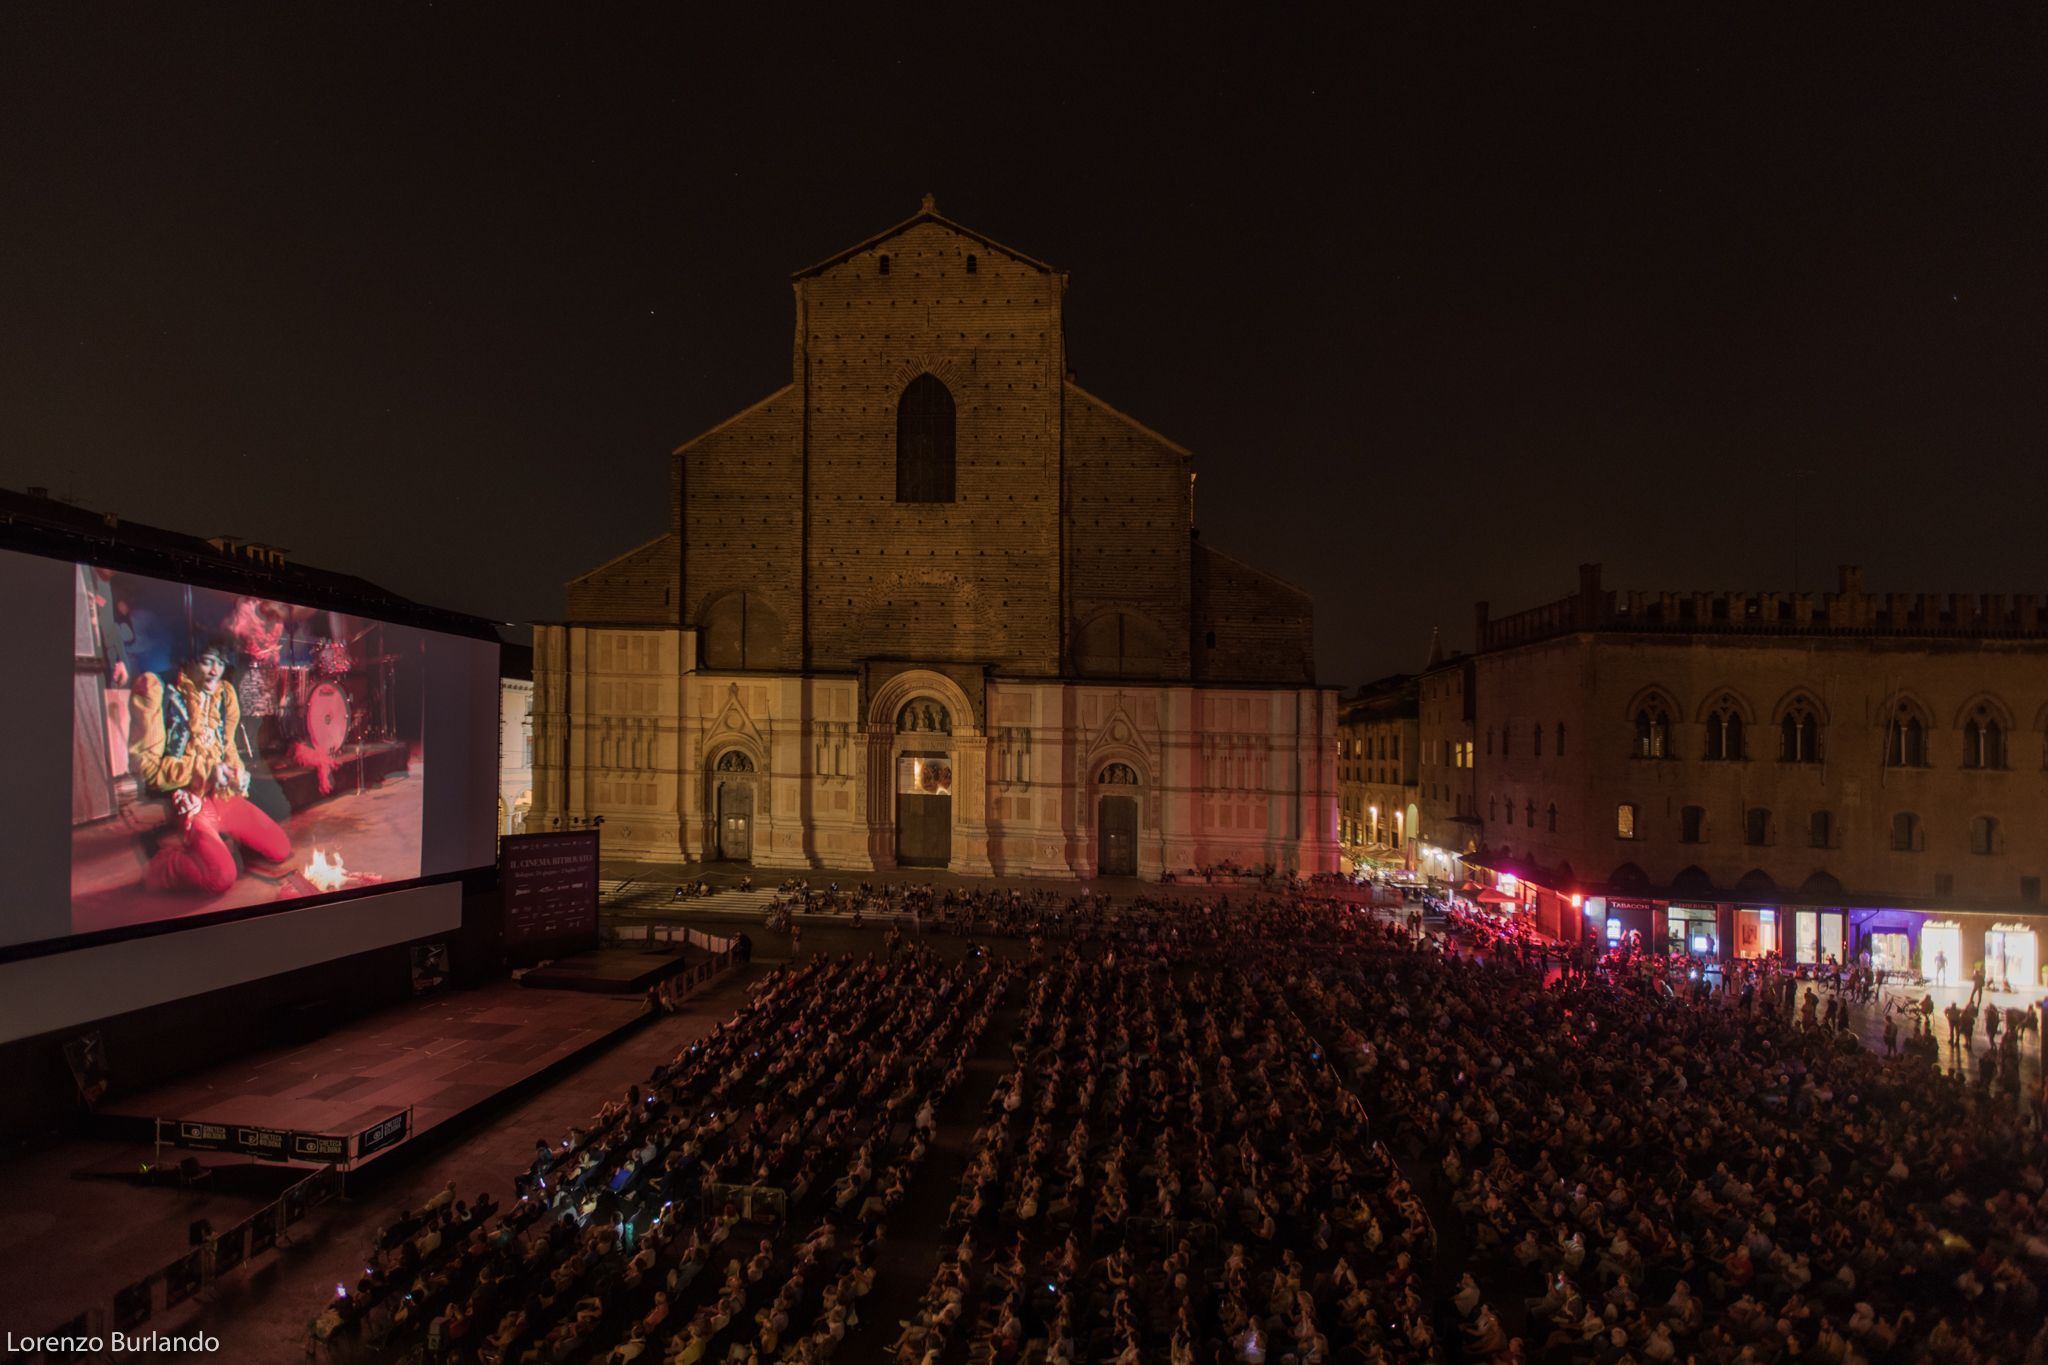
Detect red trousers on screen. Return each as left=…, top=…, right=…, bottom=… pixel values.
left=146, top=796, right=293, bottom=895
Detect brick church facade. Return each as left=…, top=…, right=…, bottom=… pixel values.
left=528, top=200, right=1338, bottom=878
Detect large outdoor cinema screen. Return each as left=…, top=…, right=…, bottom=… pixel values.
left=0, top=547, right=498, bottom=955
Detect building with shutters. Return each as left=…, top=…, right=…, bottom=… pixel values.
left=1432, top=563, right=2048, bottom=989
left=1337, top=674, right=1420, bottom=872
left=528, top=199, right=1338, bottom=879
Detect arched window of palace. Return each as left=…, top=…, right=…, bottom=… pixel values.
left=896, top=374, right=956, bottom=503
left=1962, top=704, right=2006, bottom=770
left=1703, top=696, right=1745, bottom=761
left=1779, top=699, right=1821, bottom=764
left=1886, top=703, right=1927, bottom=768
left=1632, top=699, right=1672, bottom=759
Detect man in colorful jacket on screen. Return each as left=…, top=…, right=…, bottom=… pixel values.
left=129, top=636, right=293, bottom=894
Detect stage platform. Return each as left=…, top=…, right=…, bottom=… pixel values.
left=518, top=940, right=711, bottom=994
left=97, top=981, right=648, bottom=1168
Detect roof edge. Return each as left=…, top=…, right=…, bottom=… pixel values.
left=791, top=203, right=1058, bottom=280
left=567, top=532, right=678, bottom=586
left=1065, top=381, right=1193, bottom=459
left=671, top=385, right=795, bottom=457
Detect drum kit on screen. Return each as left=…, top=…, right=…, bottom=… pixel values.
left=237, top=624, right=396, bottom=760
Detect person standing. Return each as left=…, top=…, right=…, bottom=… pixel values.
left=129, top=636, right=293, bottom=895
left=1934, top=949, right=1949, bottom=987
left=1968, top=963, right=1985, bottom=1009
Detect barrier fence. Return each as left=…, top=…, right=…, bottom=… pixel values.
left=42, top=1162, right=344, bottom=1352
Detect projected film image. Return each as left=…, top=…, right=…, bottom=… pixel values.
left=70, top=565, right=430, bottom=935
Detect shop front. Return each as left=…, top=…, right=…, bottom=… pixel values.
left=1666, top=902, right=1720, bottom=958
left=1599, top=896, right=1658, bottom=953
left=1850, top=909, right=1923, bottom=977
left=1919, top=920, right=1964, bottom=985
left=1734, top=907, right=1779, bottom=960
left=1790, top=907, right=1846, bottom=967
left=1984, top=923, right=2040, bottom=994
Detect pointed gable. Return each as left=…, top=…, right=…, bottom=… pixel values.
left=791, top=194, right=1057, bottom=280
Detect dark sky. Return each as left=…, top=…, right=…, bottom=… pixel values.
left=3, top=8, right=2043, bottom=685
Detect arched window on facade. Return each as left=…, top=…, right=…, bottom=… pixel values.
left=1525, top=799, right=1536, bottom=827
left=1780, top=701, right=1821, bottom=763
left=1703, top=699, right=1745, bottom=761
left=896, top=374, right=956, bottom=503
left=1546, top=803, right=1557, bottom=833
left=1962, top=705, right=2005, bottom=770
left=1890, top=811, right=1920, bottom=851
left=1616, top=802, right=1638, bottom=839
left=1744, top=807, right=1771, bottom=847
left=1886, top=704, right=1927, bottom=767
left=1633, top=700, right=1672, bottom=759
left=1680, top=805, right=1705, bottom=844
left=1809, top=810, right=1833, bottom=849
left=1970, top=815, right=2000, bottom=855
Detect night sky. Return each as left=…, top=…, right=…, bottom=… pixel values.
left=3, top=9, right=2042, bottom=685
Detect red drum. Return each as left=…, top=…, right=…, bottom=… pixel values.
left=303, top=682, right=351, bottom=754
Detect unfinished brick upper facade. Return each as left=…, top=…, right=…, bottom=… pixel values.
left=532, top=201, right=1337, bottom=877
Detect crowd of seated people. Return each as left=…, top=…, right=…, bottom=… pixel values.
left=310, top=946, right=1011, bottom=1364
left=314, top=879, right=2048, bottom=1365
left=903, top=944, right=1439, bottom=1364
left=1287, top=914, right=2048, bottom=1363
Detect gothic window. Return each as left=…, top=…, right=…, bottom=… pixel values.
left=896, top=699, right=952, bottom=734
left=1546, top=803, right=1557, bottom=833
left=1525, top=800, right=1535, bottom=827
left=1890, top=811, right=1919, bottom=851
left=1962, top=705, right=2005, bottom=770
left=1681, top=805, right=1705, bottom=844
left=1809, top=810, right=1833, bottom=849
left=1744, top=807, right=1771, bottom=847
left=1616, top=802, right=1638, bottom=840
left=714, top=749, right=754, bottom=772
left=1098, top=762, right=1139, bottom=785
left=1886, top=704, right=1927, bottom=768
left=1779, top=701, right=1821, bottom=763
left=1633, top=699, right=1672, bottom=759
left=896, top=374, right=956, bottom=503
left=1970, top=815, right=1999, bottom=855
left=1703, top=698, right=1745, bottom=761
